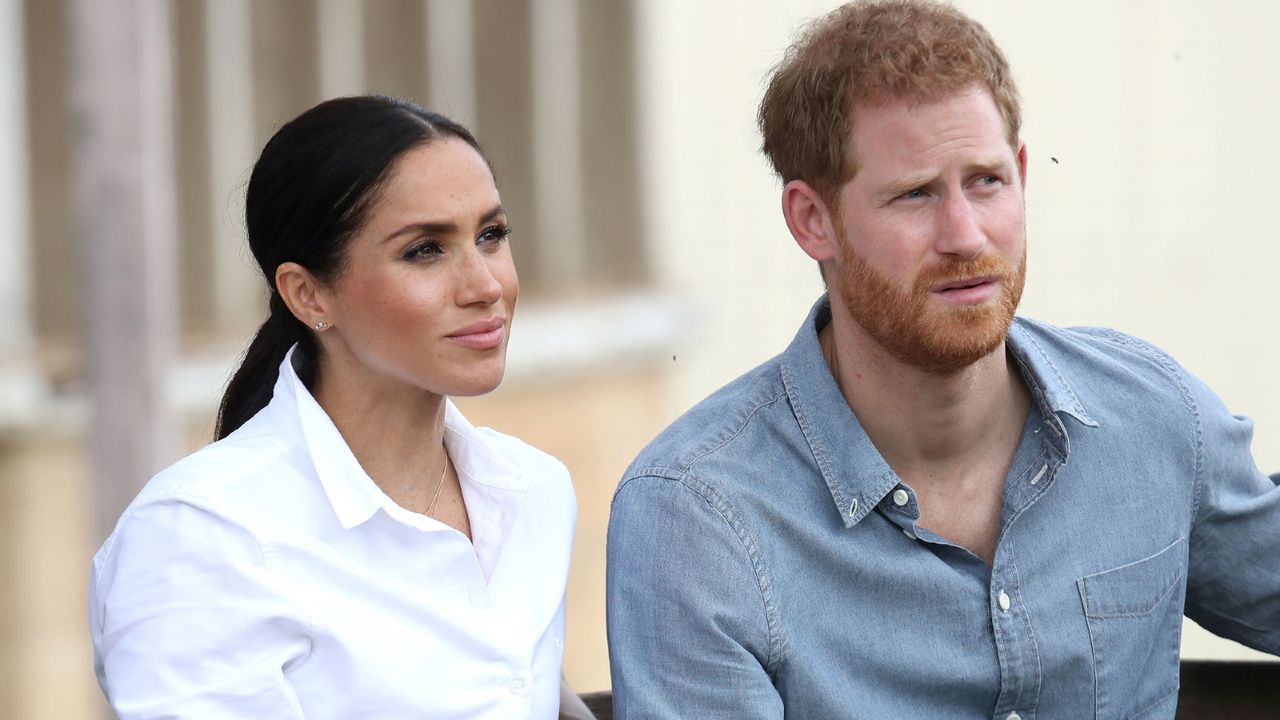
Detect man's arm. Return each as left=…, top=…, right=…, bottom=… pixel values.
left=606, top=474, right=784, bottom=719
left=1183, top=374, right=1280, bottom=654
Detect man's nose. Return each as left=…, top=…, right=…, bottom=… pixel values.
left=933, top=194, right=986, bottom=259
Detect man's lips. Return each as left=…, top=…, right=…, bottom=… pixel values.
left=931, top=275, right=1000, bottom=303
left=446, top=318, right=506, bottom=350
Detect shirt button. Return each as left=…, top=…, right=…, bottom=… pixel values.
left=1006, top=712, right=1022, bottom=720
left=508, top=675, right=528, bottom=694
left=892, top=488, right=910, bottom=507
left=998, top=591, right=1011, bottom=612
left=902, top=527, right=918, bottom=541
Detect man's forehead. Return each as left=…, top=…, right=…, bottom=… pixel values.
left=847, top=87, right=1011, bottom=157
left=840, top=93, right=1018, bottom=196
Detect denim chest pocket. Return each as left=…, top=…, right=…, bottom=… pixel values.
left=1077, top=537, right=1186, bottom=720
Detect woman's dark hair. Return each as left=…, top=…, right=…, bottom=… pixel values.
left=215, top=96, right=487, bottom=440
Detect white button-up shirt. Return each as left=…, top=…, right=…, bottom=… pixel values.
left=90, top=349, right=577, bottom=719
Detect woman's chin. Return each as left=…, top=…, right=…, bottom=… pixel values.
left=441, top=367, right=507, bottom=398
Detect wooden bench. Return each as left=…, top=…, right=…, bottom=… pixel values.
left=1176, top=660, right=1280, bottom=719
left=579, top=660, right=1280, bottom=719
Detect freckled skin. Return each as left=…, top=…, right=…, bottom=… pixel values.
left=317, top=138, right=519, bottom=403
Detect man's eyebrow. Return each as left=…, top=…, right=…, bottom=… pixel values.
left=880, top=172, right=935, bottom=199
left=879, top=159, right=1011, bottom=199
left=965, top=158, right=1010, bottom=177
left=383, top=204, right=506, bottom=243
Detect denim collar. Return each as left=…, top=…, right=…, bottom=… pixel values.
left=780, top=296, right=1099, bottom=528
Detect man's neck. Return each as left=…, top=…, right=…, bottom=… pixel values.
left=821, top=310, right=1032, bottom=565
left=819, top=315, right=1031, bottom=485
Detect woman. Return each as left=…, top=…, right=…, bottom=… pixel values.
left=89, top=96, right=592, bottom=719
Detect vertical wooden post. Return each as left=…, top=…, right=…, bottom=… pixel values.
left=0, top=2, right=30, bottom=718
left=68, top=0, right=180, bottom=544
left=530, top=0, right=586, bottom=287
left=424, top=0, right=476, bottom=127
left=317, top=0, right=365, bottom=99
left=203, top=0, right=260, bottom=336
left=0, top=0, right=32, bottom=372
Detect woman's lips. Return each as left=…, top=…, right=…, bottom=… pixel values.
left=446, top=318, right=506, bottom=350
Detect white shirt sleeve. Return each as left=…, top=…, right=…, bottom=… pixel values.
left=90, top=496, right=312, bottom=719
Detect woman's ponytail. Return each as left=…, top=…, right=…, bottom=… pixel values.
left=214, top=293, right=314, bottom=440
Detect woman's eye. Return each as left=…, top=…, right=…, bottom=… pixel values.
left=478, top=224, right=512, bottom=247
left=402, top=240, right=442, bottom=261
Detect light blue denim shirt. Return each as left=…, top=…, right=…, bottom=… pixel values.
left=607, top=296, right=1279, bottom=720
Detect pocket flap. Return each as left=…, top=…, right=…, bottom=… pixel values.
left=1078, top=537, right=1186, bottom=618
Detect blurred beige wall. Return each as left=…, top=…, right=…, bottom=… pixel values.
left=1, top=1, right=1277, bottom=717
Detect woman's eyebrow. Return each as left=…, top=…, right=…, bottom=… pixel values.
left=383, top=204, right=506, bottom=243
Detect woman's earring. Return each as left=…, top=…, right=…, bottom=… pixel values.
left=314, top=320, right=329, bottom=331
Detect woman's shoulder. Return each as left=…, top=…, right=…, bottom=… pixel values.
left=475, top=426, right=569, bottom=477
left=124, top=414, right=310, bottom=528
left=446, top=403, right=571, bottom=486
left=458, top=422, right=576, bottom=512
left=93, top=418, right=317, bottom=591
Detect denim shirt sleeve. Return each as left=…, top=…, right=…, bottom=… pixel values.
left=607, top=473, right=784, bottom=720
left=1181, top=367, right=1280, bottom=653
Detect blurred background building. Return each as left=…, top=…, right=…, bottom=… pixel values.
left=1, top=0, right=1277, bottom=717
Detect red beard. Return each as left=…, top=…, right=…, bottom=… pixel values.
left=836, top=238, right=1026, bottom=375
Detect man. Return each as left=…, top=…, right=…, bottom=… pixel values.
left=606, top=1, right=1280, bottom=718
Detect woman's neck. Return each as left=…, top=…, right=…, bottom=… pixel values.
left=311, top=352, right=450, bottom=514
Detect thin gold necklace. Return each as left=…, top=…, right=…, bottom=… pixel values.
left=424, top=453, right=450, bottom=518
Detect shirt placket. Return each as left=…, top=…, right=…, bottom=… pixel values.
left=990, top=412, right=1069, bottom=720
left=989, top=548, right=1038, bottom=720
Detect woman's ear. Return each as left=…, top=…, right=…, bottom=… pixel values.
left=781, top=179, right=840, bottom=263
left=275, top=262, right=333, bottom=330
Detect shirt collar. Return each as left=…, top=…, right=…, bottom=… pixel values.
left=780, top=296, right=1097, bottom=529
left=1005, top=318, right=1098, bottom=429
left=274, top=346, right=530, bottom=533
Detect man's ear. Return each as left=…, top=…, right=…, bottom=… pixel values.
left=275, top=262, right=333, bottom=330
left=1016, top=140, right=1028, bottom=189
left=781, top=179, right=840, bottom=263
